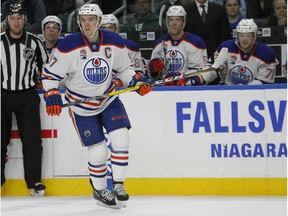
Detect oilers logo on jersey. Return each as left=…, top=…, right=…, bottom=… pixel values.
left=229, top=65, right=253, bottom=85
left=165, top=49, right=185, bottom=73
left=83, top=57, right=110, bottom=84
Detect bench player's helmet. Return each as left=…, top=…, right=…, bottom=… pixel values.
left=166, top=5, right=186, bottom=31
left=236, top=19, right=258, bottom=45
left=41, top=16, right=62, bottom=36
left=101, top=14, right=119, bottom=33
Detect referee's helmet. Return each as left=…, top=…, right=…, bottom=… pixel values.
left=7, top=4, right=26, bottom=16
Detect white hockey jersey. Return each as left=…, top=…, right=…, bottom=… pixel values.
left=122, top=37, right=145, bottom=74
left=202, top=39, right=278, bottom=85
left=150, top=32, right=208, bottom=76
left=42, top=30, right=135, bottom=116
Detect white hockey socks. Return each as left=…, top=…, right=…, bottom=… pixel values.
left=88, top=141, right=108, bottom=190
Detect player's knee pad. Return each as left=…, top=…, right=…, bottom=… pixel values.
left=109, top=127, right=130, bottom=151
left=87, top=140, right=108, bottom=164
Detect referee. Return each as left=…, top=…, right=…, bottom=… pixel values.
left=1, top=4, right=49, bottom=196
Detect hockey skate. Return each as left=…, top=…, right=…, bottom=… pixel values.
left=93, top=189, right=121, bottom=209
left=113, top=182, right=129, bottom=208
left=30, top=182, right=46, bottom=196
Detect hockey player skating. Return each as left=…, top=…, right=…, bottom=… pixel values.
left=201, top=19, right=278, bottom=85
left=42, top=3, right=153, bottom=209
left=100, top=14, right=145, bottom=75
left=148, top=5, right=208, bottom=85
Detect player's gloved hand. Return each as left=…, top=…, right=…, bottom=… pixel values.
left=44, top=88, right=62, bottom=116
left=148, top=58, right=164, bottom=73
left=187, top=74, right=204, bottom=85
left=163, top=72, right=186, bottom=86
left=129, top=73, right=154, bottom=96
left=112, top=78, right=123, bottom=87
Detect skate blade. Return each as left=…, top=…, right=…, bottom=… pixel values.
left=30, top=189, right=45, bottom=197
left=96, top=201, right=121, bottom=209
left=118, top=200, right=127, bottom=208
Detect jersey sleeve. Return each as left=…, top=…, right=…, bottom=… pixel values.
left=42, top=46, right=73, bottom=91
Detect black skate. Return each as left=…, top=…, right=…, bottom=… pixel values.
left=30, top=182, right=46, bottom=196
left=113, top=182, right=129, bottom=208
left=93, top=189, right=121, bottom=209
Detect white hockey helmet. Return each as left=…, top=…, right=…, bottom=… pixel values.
left=101, top=14, right=119, bottom=32
left=41, top=15, right=62, bottom=34
left=166, top=5, right=187, bottom=29
left=236, top=19, right=258, bottom=45
left=77, top=4, right=103, bottom=38
left=236, top=19, right=258, bottom=34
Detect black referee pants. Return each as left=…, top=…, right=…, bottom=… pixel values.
left=1, top=88, right=43, bottom=189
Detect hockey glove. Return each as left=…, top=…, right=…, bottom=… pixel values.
left=129, top=73, right=153, bottom=96
left=187, top=74, right=204, bottom=85
left=44, top=88, right=63, bottom=116
left=163, top=72, right=186, bottom=86
left=148, top=58, right=164, bottom=73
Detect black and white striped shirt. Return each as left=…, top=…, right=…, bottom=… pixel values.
left=1, top=30, right=49, bottom=91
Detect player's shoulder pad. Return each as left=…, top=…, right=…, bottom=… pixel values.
left=253, top=42, right=277, bottom=63
left=57, top=32, right=85, bottom=52
left=153, top=33, right=170, bottom=48
left=217, top=39, right=238, bottom=53
left=122, top=38, right=140, bottom=52
left=184, top=32, right=206, bottom=49
left=100, top=30, right=125, bottom=48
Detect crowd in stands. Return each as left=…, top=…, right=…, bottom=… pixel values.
left=1, top=0, right=286, bottom=34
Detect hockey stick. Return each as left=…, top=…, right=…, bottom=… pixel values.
left=159, top=4, right=167, bottom=73
left=61, top=68, right=216, bottom=108
left=62, top=50, right=228, bottom=108
left=211, top=47, right=228, bottom=85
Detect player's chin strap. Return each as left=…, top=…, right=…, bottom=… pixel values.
left=80, top=22, right=99, bottom=39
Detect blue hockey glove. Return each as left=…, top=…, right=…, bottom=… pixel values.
left=187, top=74, right=204, bottom=85
left=129, top=73, right=154, bottom=96
left=44, top=88, right=63, bottom=116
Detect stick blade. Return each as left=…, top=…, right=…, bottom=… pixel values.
left=212, top=47, right=228, bottom=69
left=159, top=4, right=166, bottom=27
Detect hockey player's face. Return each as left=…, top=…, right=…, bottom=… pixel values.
left=80, top=15, right=98, bottom=35
left=168, top=17, right=184, bottom=37
left=43, top=22, right=60, bottom=43
left=238, top=33, right=255, bottom=52
left=8, top=14, right=25, bottom=36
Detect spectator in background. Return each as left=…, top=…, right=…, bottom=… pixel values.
left=184, top=0, right=230, bottom=63
left=210, top=0, right=246, bottom=18
left=42, top=0, right=62, bottom=15
left=263, top=0, right=287, bottom=26
left=246, top=0, right=273, bottom=26
left=224, top=0, right=244, bottom=29
left=56, top=0, right=75, bottom=32
left=1, top=0, right=46, bottom=33
left=120, top=0, right=166, bottom=32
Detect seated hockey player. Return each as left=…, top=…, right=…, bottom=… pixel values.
left=41, top=3, right=153, bottom=209
left=201, top=19, right=278, bottom=85
left=147, top=5, right=208, bottom=86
